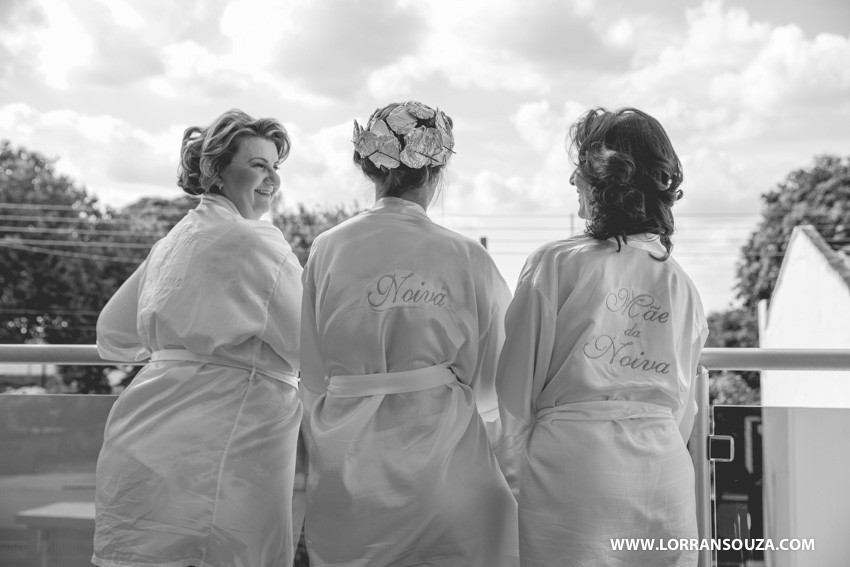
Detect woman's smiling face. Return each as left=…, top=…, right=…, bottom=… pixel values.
left=219, top=136, right=281, bottom=220
left=570, top=168, right=592, bottom=220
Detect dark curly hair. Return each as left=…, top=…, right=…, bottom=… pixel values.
left=568, top=107, right=683, bottom=260
left=177, top=109, right=291, bottom=196
left=353, top=102, right=453, bottom=199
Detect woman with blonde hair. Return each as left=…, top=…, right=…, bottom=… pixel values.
left=497, top=107, right=707, bottom=566
left=93, top=109, right=303, bottom=567
left=300, top=101, right=519, bottom=566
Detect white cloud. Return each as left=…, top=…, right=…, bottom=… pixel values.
left=219, top=0, right=295, bottom=71
left=583, top=0, right=850, bottom=229
left=366, top=56, right=420, bottom=99
left=1, top=0, right=847, bottom=314
left=422, top=35, right=550, bottom=94
left=711, top=25, right=850, bottom=112
left=90, top=0, right=144, bottom=28
left=511, top=100, right=559, bottom=152
left=281, top=120, right=371, bottom=211
left=613, top=1, right=850, bottom=133
left=264, top=0, right=429, bottom=99
left=29, top=1, right=94, bottom=89
left=161, top=41, right=220, bottom=81
left=506, top=99, right=588, bottom=214
left=619, top=2, right=768, bottom=107
left=605, top=19, right=634, bottom=47
left=365, top=0, right=597, bottom=98
left=2, top=0, right=165, bottom=89
left=447, top=170, right=533, bottom=214
left=136, top=6, right=336, bottom=107
left=0, top=103, right=181, bottom=205
left=510, top=99, right=586, bottom=153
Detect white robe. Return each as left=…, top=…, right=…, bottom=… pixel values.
left=496, top=234, right=708, bottom=567
left=300, top=197, right=519, bottom=567
left=92, top=193, right=303, bottom=567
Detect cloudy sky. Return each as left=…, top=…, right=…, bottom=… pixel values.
left=2, top=0, right=849, bottom=314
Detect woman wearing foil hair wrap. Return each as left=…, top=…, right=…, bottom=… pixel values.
left=496, top=107, right=708, bottom=566
left=299, top=101, right=519, bottom=566
left=93, top=109, right=303, bottom=567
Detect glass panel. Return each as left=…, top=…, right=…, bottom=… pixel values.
left=713, top=405, right=850, bottom=567
left=0, top=394, right=117, bottom=567
left=712, top=405, right=764, bottom=566
left=0, top=393, right=310, bottom=566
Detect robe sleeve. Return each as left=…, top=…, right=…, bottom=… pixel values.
left=677, top=320, right=710, bottom=442
left=298, top=242, right=327, bottom=396
left=96, top=259, right=150, bottom=362
left=472, top=271, right=512, bottom=445
left=494, top=280, right=557, bottom=497
left=297, top=244, right=328, bottom=457
left=260, top=244, right=303, bottom=371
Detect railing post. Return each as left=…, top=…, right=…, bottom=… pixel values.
left=694, top=366, right=712, bottom=567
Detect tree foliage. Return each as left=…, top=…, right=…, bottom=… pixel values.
left=709, top=372, right=760, bottom=406
left=274, top=204, right=360, bottom=267
left=708, top=154, right=850, bottom=403
left=1, top=141, right=114, bottom=344
left=1, top=140, right=358, bottom=393
left=1, top=141, right=152, bottom=392
left=735, top=155, right=850, bottom=309
left=705, top=306, right=759, bottom=392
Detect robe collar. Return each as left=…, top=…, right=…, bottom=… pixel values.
left=371, top=196, right=428, bottom=217
left=200, top=191, right=242, bottom=217
left=619, top=233, right=666, bottom=255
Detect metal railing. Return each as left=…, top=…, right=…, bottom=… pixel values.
left=694, top=348, right=850, bottom=567
left=3, top=344, right=850, bottom=567
left=6, top=343, right=850, bottom=369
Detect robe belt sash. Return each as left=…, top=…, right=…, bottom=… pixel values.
left=535, top=400, right=673, bottom=422
left=326, top=364, right=457, bottom=397
left=150, top=349, right=299, bottom=389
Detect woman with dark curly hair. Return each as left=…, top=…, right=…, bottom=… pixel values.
left=496, top=107, right=708, bottom=566
left=93, top=109, right=303, bottom=567
left=300, top=101, right=518, bottom=566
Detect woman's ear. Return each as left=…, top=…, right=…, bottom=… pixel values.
left=209, top=175, right=223, bottom=194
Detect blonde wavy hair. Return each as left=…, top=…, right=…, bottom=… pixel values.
left=177, top=109, right=291, bottom=196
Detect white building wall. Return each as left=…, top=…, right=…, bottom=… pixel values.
left=761, top=230, right=850, bottom=408
left=762, top=407, right=850, bottom=567
left=758, top=227, right=850, bottom=567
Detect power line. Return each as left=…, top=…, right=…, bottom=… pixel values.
left=0, top=226, right=165, bottom=237
left=3, top=200, right=846, bottom=228
left=1, top=208, right=843, bottom=235
left=438, top=212, right=761, bottom=219
left=0, top=204, right=195, bottom=216
left=0, top=202, right=191, bottom=211
left=0, top=222, right=759, bottom=236
left=484, top=237, right=757, bottom=244
left=442, top=225, right=758, bottom=233
left=0, top=242, right=142, bottom=264
left=4, top=238, right=153, bottom=249
left=1, top=232, right=830, bottom=248
left=0, top=201, right=793, bottom=223
left=0, top=308, right=101, bottom=315
left=0, top=227, right=826, bottom=242
left=2, top=202, right=759, bottom=218
left=0, top=203, right=107, bottom=211
left=487, top=250, right=792, bottom=258
left=3, top=227, right=839, bottom=248
left=0, top=214, right=122, bottom=224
